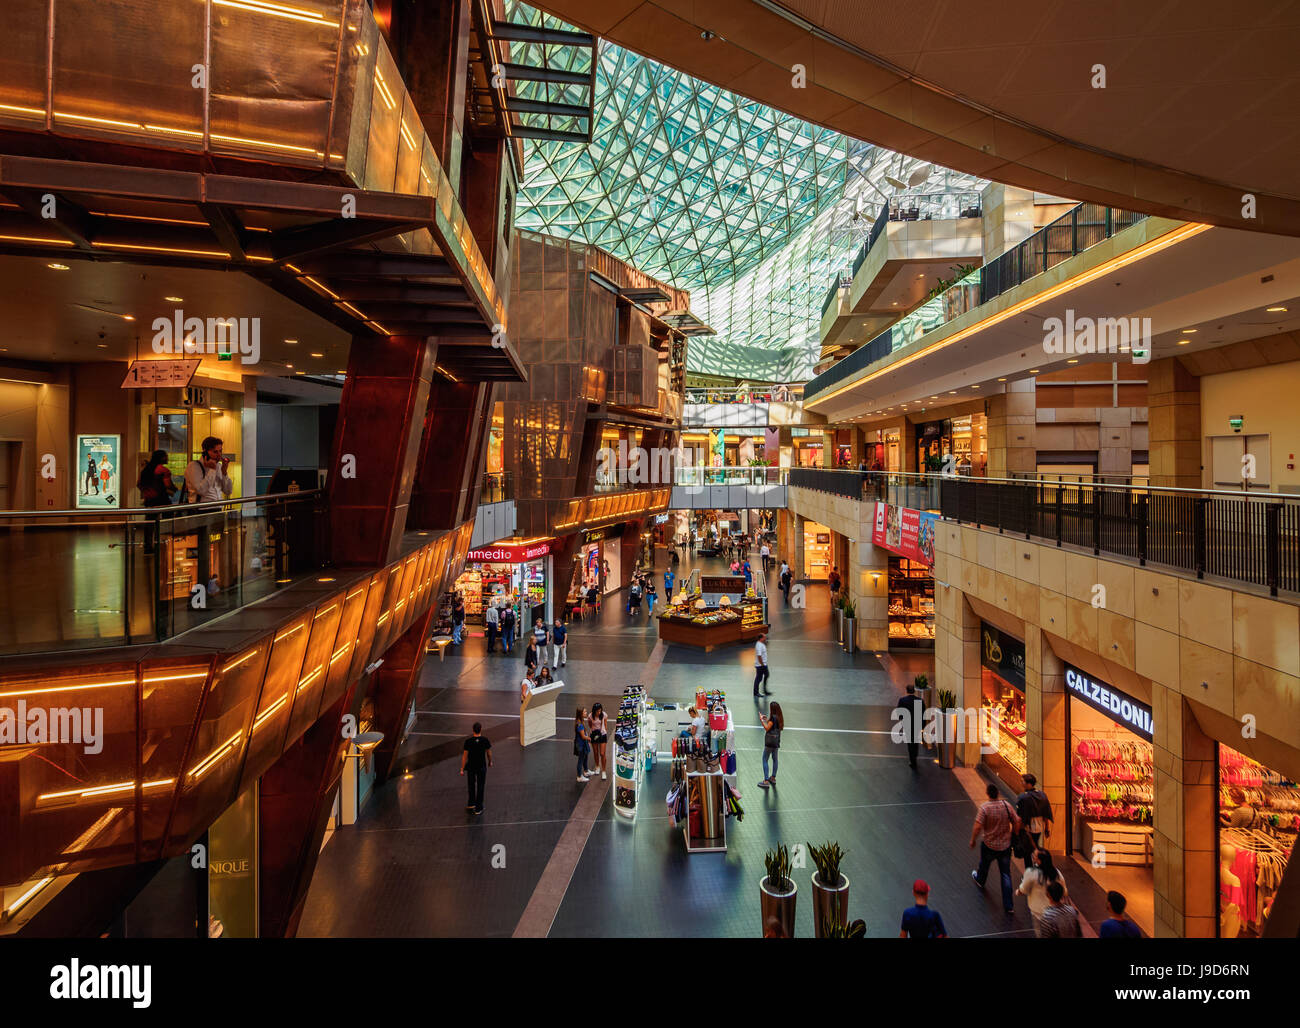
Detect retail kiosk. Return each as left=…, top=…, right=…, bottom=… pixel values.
left=656, top=573, right=768, bottom=651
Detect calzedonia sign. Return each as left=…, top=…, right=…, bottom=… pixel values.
left=466, top=542, right=551, bottom=563
left=1065, top=664, right=1154, bottom=741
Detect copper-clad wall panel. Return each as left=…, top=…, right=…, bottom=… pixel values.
left=238, top=614, right=311, bottom=791
left=0, top=0, right=51, bottom=122
left=137, top=660, right=213, bottom=862
left=51, top=0, right=205, bottom=150
left=165, top=642, right=270, bottom=852
left=321, top=580, right=369, bottom=708
left=284, top=593, right=344, bottom=744
left=0, top=662, right=140, bottom=885
left=208, top=0, right=341, bottom=166
left=348, top=571, right=386, bottom=683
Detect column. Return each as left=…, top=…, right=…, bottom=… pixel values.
left=368, top=609, right=436, bottom=782
left=399, top=0, right=470, bottom=194
left=1147, top=357, right=1201, bottom=489
left=1097, top=404, right=1133, bottom=481
left=847, top=535, right=889, bottom=651
left=1151, top=684, right=1217, bottom=937
left=986, top=379, right=1036, bottom=478
left=328, top=335, right=436, bottom=567
left=409, top=378, right=493, bottom=531
left=1033, top=637, right=1068, bottom=852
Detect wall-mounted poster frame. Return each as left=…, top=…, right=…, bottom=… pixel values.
left=75, top=434, right=121, bottom=509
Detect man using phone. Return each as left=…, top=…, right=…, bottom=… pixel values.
left=184, top=436, right=234, bottom=503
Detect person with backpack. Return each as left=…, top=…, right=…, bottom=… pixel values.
left=451, top=595, right=466, bottom=644
left=970, top=782, right=1021, bottom=915
left=1016, top=773, right=1054, bottom=851
left=184, top=436, right=233, bottom=503
left=137, top=450, right=178, bottom=507
left=499, top=602, right=516, bottom=653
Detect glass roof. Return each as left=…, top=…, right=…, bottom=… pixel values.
left=507, top=4, right=983, bottom=380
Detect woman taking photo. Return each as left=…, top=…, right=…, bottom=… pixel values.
left=574, top=707, right=593, bottom=782
left=588, top=703, right=608, bottom=780
left=758, top=702, right=783, bottom=789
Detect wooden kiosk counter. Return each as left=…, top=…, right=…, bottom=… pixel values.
left=657, top=596, right=767, bottom=652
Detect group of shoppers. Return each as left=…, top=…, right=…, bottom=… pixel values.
left=626, top=571, right=658, bottom=618
left=572, top=704, right=608, bottom=782
left=136, top=436, right=234, bottom=507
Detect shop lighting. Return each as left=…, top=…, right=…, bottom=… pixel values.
left=187, top=732, right=243, bottom=782
left=0, top=676, right=135, bottom=700
left=330, top=643, right=352, bottom=665
left=1177, top=339, right=1190, bottom=345
left=346, top=588, right=366, bottom=601
left=2, top=877, right=54, bottom=921
left=1267, top=306, right=1288, bottom=313
left=1182, top=328, right=1197, bottom=333
left=220, top=649, right=261, bottom=674
left=213, top=0, right=339, bottom=28
left=0, top=103, right=45, bottom=118
left=300, top=276, right=339, bottom=299
left=47, top=263, right=70, bottom=270
left=274, top=623, right=304, bottom=643
left=165, top=296, right=184, bottom=303
left=374, top=69, right=397, bottom=111
left=251, top=695, right=288, bottom=731
left=295, top=667, right=323, bottom=696
left=3, top=234, right=74, bottom=246
left=37, top=778, right=173, bottom=805
left=95, top=242, right=230, bottom=259
left=310, top=352, right=324, bottom=358
left=1067, top=358, right=1079, bottom=363
left=143, top=670, right=208, bottom=685
left=399, top=118, right=418, bottom=152
left=318, top=576, right=336, bottom=583
left=285, top=338, right=298, bottom=344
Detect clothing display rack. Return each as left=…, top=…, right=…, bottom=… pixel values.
left=1072, top=731, right=1155, bottom=867
left=663, top=689, right=741, bottom=853
left=1219, top=747, right=1297, bottom=936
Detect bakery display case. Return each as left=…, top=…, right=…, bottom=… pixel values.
left=658, top=599, right=766, bottom=651
left=887, top=556, right=934, bottom=648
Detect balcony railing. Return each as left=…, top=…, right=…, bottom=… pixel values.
left=480, top=471, right=514, bottom=504
left=0, top=490, right=326, bottom=656
left=807, top=202, right=1148, bottom=399
left=674, top=466, right=789, bottom=487
left=788, top=470, right=1300, bottom=597
left=684, top=385, right=804, bottom=405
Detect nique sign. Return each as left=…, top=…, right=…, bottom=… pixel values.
left=1065, top=664, right=1154, bottom=741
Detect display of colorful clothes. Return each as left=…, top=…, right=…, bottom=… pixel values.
left=1230, top=847, right=1258, bottom=925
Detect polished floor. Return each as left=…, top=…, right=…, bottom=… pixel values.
left=299, top=547, right=1133, bottom=938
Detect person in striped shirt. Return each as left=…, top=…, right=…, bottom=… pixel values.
left=1037, top=881, right=1082, bottom=938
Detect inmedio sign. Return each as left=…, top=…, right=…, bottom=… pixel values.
left=1065, top=664, right=1154, bottom=741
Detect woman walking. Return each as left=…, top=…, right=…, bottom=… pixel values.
left=758, top=702, right=783, bottom=789
left=1019, top=850, right=1068, bottom=934
left=645, top=578, right=658, bottom=619
left=574, top=707, right=593, bottom=782
left=588, top=703, right=608, bottom=780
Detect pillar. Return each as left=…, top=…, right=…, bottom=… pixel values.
left=821, top=429, right=835, bottom=468
left=986, top=380, right=1036, bottom=478
left=409, top=378, right=493, bottom=531
left=1097, top=405, right=1133, bottom=482
left=368, top=608, right=436, bottom=782
left=1151, top=685, right=1217, bottom=938
left=328, top=335, right=436, bottom=567
left=398, top=0, right=470, bottom=194
left=847, top=534, right=889, bottom=651
left=1147, top=357, right=1201, bottom=489
left=1027, top=629, right=1067, bottom=851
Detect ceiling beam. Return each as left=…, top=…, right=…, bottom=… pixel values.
left=267, top=217, right=424, bottom=264
left=498, top=62, right=589, bottom=86
left=4, top=187, right=98, bottom=251
left=294, top=253, right=455, bottom=279
left=199, top=203, right=248, bottom=262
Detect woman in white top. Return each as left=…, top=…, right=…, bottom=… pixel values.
left=1018, top=849, right=1067, bottom=928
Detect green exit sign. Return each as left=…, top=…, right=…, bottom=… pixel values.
left=1229, top=415, right=1244, bottom=432
left=218, top=351, right=233, bottom=361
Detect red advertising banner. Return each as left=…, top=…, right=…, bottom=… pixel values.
left=465, top=541, right=551, bottom=563
left=871, top=502, right=937, bottom=566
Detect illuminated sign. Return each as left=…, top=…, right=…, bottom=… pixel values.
left=465, top=542, right=551, bottom=563
left=1065, top=664, right=1153, bottom=741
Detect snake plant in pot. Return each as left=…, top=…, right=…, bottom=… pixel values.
left=760, top=844, right=797, bottom=937
left=808, top=840, right=850, bottom=937
left=841, top=598, right=858, bottom=653
left=937, top=687, right=959, bottom=769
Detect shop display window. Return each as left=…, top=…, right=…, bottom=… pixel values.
left=802, top=523, right=831, bottom=581
left=979, top=668, right=1026, bottom=785
left=1218, top=745, right=1298, bottom=938
left=1070, top=699, right=1154, bottom=868
left=887, top=556, right=934, bottom=646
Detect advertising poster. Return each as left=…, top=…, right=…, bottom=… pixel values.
left=871, top=502, right=938, bottom=566
left=75, top=434, right=121, bottom=509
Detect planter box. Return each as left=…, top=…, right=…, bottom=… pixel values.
left=759, top=877, right=797, bottom=938
left=811, top=872, right=849, bottom=938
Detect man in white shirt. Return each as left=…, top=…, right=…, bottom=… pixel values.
left=760, top=542, right=771, bottom=574
left=184, top=436, right=234, bottom=503
left=753, top=633, right=770, bottom=696
left=484, top=600, right=500, bottom=653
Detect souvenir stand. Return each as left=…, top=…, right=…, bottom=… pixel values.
left=613, top=685, right=651, bottom=819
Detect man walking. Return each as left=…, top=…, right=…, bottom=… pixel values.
left=460, top=721, right=492, bottom=815
left=551, top=617, right=568, bottom=667
left=779, top=560, right=792, bottom=605
left=1038, top=881, right=1081, bottom=938
left=499, top=602, right=516, bottom=653
left=1098, top=891, right=1142, bottom=938
left=895, top=683, right=924, bottom=768
left=451, top=595, right=466, bottom=645
left=753, top=632, right=770, bottom=697
left=970, top=782, right=1020, bottom=914
left=760, top=540, right=771, bottom=574
left=899, top=880, right=947, bottom=938
left=484, top=600, right=499, bottom=653
left=1015, top=773, right=1054, bottom=851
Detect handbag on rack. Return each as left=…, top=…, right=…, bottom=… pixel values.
left=709, top=704, right=728, bottom=731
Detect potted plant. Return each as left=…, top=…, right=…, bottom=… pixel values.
left=759, top=844, right=797, bottom=937
left=937, top=687, right=959, bottom=769
left=833, top=593, right=845, bottom=643
left=822, top=914, right=867, bottom=938
left=842, top=599, right=858, bottom=653
left=913, top=674, right=933, bottom=748
left=808, top=841, right=850, bottom=937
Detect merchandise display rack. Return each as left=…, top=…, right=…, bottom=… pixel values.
left=613, top=685, right=649, bottom=820
left=663, top=690, right=738, bottom=854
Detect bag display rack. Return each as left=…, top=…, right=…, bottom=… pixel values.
left=662, top=688, right=742, bottom=854
left=613, top=685, right=649, bottom=820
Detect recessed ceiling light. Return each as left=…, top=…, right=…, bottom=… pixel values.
left=1266, top=306, right=1287, bottom=313
left=1177, top=339, right=1190, bottom=345
left=948, top=390, right=956, bottom=394
left=1029, top=369, right=1040, bottom=374
left=310, top=352, right=324, bottom=358
left=285, top=338, right=298, bottom=344
left=294, top=370, right=305, bottom=375
left=48, top=263, right=69, bottom=270
left=96, top=343, right=107, bottom=349
left=123, top=314, right=135, bottom=321
left=165, top=295, right=183, bottom=303
left=285, top=363, right=293, bottom=369
left=997, top=377, right=1006, bottom=382
left=1067, top=358, right=1079, bottom=363
left=972, top=385, right=980, bottom=389
left=1181, top=328, right=1196, bottom=333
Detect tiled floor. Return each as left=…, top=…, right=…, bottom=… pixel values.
left=298, top=549, right=1121, bottom=938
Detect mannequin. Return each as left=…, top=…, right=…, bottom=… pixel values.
left=1219, top=843, right=1243, bottom=938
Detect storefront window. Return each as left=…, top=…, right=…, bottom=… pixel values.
left=977, top=623, right=1025, bottom=787
left=802, top=522, right=831, bottom=581
left=1218, top=744, right=1298, bottom=938
left=887, top=557, right=934, bottom=648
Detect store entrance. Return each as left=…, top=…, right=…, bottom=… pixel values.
left=1066, top=670, right=1155, bottom=936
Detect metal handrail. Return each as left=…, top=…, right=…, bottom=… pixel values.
left=0, top=488, right=324, bottom=519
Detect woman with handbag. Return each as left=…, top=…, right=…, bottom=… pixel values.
left=588, top=703, right=608, bottom=781
left=758, top=702, right=783, bottom=789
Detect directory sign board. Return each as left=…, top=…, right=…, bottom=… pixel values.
left=121, top=359, right=202, bottom=389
